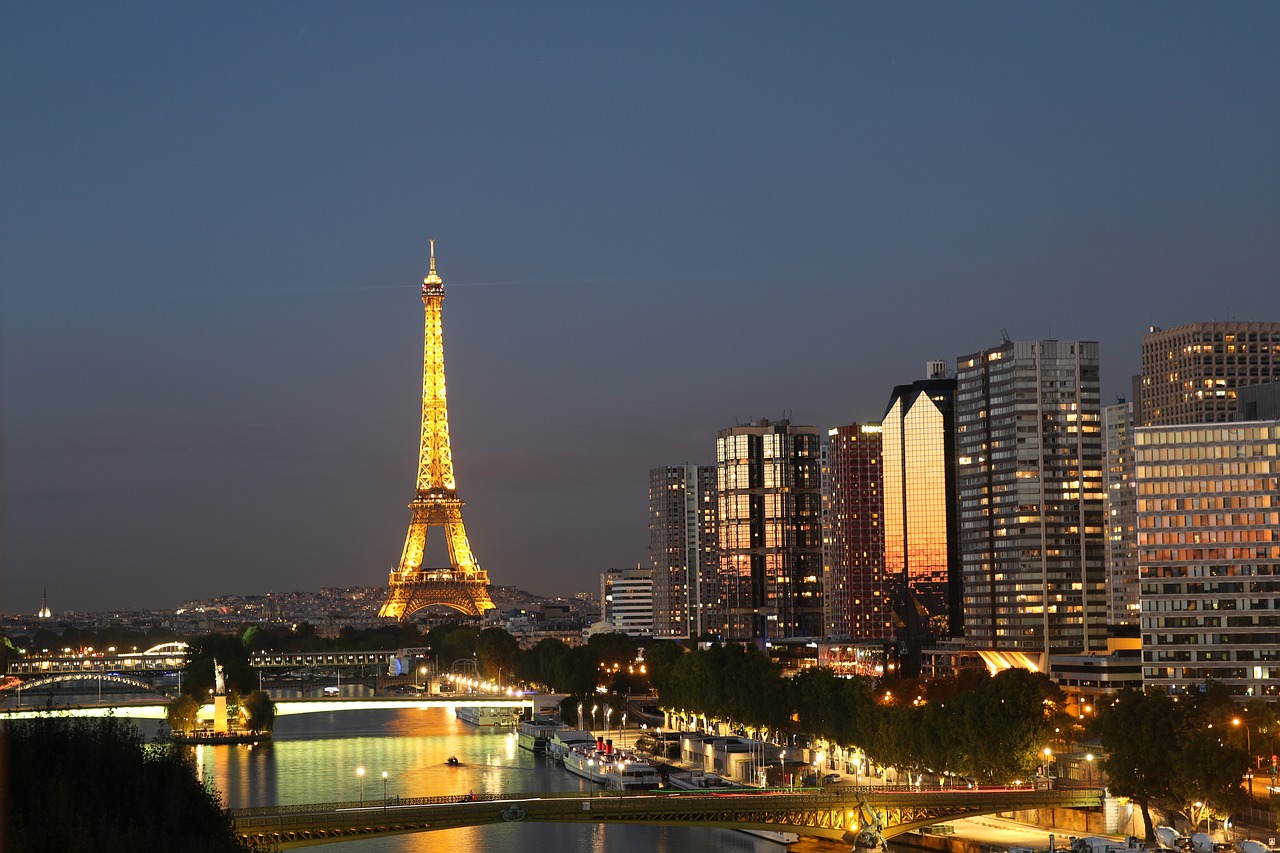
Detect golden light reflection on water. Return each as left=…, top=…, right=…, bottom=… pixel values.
left=193, top=707, right=797, bottom=853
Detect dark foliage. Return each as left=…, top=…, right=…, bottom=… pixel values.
left=1, top=716, right=253, bottom=852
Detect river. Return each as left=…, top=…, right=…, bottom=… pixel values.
left=189, top=705, right=793, bottom=853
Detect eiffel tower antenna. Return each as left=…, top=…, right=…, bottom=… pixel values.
left=379, top=242, right=495, bottom=620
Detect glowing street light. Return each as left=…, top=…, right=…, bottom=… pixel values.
left=382, top=771, right=389, bottom=810
left=357, top=766, right=365, bottom=804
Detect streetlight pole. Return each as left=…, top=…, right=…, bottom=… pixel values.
left=357, top=767, right=365, bottom=805
left=382, top=771, right=389, bottom=811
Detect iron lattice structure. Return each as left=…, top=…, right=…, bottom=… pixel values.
left=379, top=242, right=494, bottom=620
left=232, top=787, right=1104, bottom=849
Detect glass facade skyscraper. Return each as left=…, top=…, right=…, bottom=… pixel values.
left=648, top=464, right=717, bottom=639
left=881, top=377, right=960, bottom=641
left=822, top=422, right=888, bottom=639
left=955, top=340, right=1107, bottom=656
left=715, top=420, right=823, bottom=640
left=1103, top=401, right=1139, bottom=626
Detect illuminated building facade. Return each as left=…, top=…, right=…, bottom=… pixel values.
left=821, top=422, right=888, bottom=639
left=881, top=376, right=961, bottom=640
left=1103, top=401, right=1139, bottom=626
left=600, top=566, right=654, bottom=637
left=1140, top=322, right=1280, bottom=426
left=715, top=419, right=823, bottom=640
left=648, top=464, right=717, bottom=639
left=955, top=339, right=1107, bottom=656
left=1135, top=421, right=1280, bottom=697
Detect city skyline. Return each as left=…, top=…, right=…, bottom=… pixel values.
left=4, top=5, right=1280, bottom=613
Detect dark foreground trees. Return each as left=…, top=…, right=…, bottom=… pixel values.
left=2, top=716, right=254, bottom=853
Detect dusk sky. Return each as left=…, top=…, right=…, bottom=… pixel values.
left=3, top=4, right=1278, bottom=615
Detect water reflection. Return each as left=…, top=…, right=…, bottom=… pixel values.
left=193, top=707, right=797, bottom=853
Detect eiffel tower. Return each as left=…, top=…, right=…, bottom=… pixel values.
left=379, top=241, right=495, bottom=620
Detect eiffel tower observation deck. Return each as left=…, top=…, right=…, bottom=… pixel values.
left=379, top=241, right=495, bottom=620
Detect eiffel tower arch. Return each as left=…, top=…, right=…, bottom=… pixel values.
left=379, top=242, right=495, bottom=620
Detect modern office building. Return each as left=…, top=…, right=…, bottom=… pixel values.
left=1135, top=420, right=1280, bottom=698
left=955, top=339, right=1107, bottom=657
left=1103, top=401, right=1139, bottom=626
left=715, top=419, right=823, bottom=640
left=822, top=422, right=889, bottom=639
left=1140, top=322, right=1280, bottom=426
left=881, top=374, right=961, bottom=640
left=600, top=566, right=654, bottom=637
left=648, top=464, right=717, bottom=639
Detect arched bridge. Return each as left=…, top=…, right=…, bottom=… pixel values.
left=10, top=672, right=166, bottom=695
left=231, top=786, right=1102, bottom=849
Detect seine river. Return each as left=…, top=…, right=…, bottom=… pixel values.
left=189, top=705, right=787, bottom=853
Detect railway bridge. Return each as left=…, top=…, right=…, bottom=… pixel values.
left=232, top=785, right=1102, bottom=849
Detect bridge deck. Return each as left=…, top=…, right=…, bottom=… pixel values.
left=233, top=786, right=1103, bottom=849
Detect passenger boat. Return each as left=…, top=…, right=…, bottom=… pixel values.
left=562, top=739, right=661, bottom=791
left=547, top=729, right=598, bottom=763
left=517, top=717, right=567, bottom=753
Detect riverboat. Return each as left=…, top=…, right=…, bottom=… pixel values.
left=562, top=741, right=661, bottom=791
left=456, top=705, right=519, bottom=727
left=517, top=717, right=567, bottom=752
left=547, top=729, right=597, bottom=763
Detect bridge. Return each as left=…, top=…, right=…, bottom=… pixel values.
left=4, top=646, right=402, bottom=681
left=231, top=786, right=1103, bottom=849
left=0, top=694, right=562, bottom=721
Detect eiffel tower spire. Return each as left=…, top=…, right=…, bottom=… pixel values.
left=379, top=243, right=494, bottom=620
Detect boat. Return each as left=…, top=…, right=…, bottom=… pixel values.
left=456, top=705, right=519, bottom=727
left=517, top=717, right=567, bottom=753
left=739, top=829, right=800, bottom=845
left=562, top=739, right=661, bottom=791
left=547, top=729, right=598, bottom=763
left=446, top=756, right=461, bottom=766
left=603, top=755, right=662, bottom=791
left=667, top=769, right=732, bottom=789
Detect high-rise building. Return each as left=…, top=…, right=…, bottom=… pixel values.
left=1103, top=401, right=1139, bottom=626
left=1135, top=420, right=1280, bottom=698
left=955, top=339, right=1107, bottom=657
left=881, top=374, right=961, bottom=640
left=648, top=464, right=717, bottom=639
left=715, top=419, right=823, bottom=640
left=600, top=566, right=654, bottom=637
left=1140, top=322, right=1280, bottom=426
left=822, top=422, right=888, bottom=639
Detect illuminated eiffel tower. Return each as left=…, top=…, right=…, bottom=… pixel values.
left=379, top=241, right=495, bottom=620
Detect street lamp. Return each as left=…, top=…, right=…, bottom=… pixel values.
left=1232, top=717, right=1253, bottom=762
left=382, top=771, right=389, bottom=810
left=357, top=767, right=365, bottom=804
left=1042, top=747, right=1052, bottom=784
left=605, top=706, right=613, bottom=742
left=577, top=702, right=584, bottom=729
left=1085, top=753, right=1094, bottom=787
left=591, top=704, right=599, bottom=731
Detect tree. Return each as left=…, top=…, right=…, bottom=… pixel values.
left=476, top=627, right=520, bottom=682
left=182, top=632, right=254, bottom=698
left=3, top=716, right=252, bottom=852
left=1094, top=688, right=1179, bottom=841
left=167, top=694, right=201, bottom=735
left=241, top=689, right=277, bottom=734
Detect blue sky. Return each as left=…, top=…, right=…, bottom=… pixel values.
left=3, top=3, right=1278, bottom=613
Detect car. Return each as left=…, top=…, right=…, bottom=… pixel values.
left=823, top=773, right=842, bottom=784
